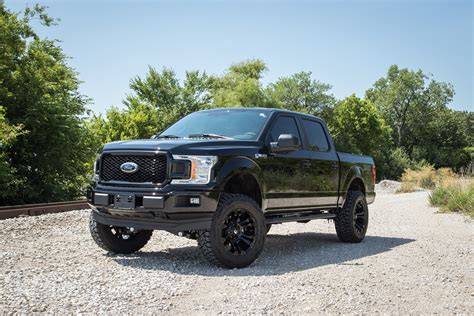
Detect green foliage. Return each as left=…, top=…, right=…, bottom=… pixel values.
left=413, top=108, right=471, bottom=169
left=211, top=59, right=268, bottom=108
left=88, top=66, right=215, bottom=146
left=329, top=95, right=391, bottom=153
left=266, top=71, right=336, bottom=118
left=0, top=5, right=93, bottom=204
left=382, top=148, right=429, bottom=180
left=129, top=67, right=181, bottom=110
left=366, top=65, right=471, bottom=174
left=366, top=66, right=454, bottom=150
left=0, top=106, right=24, bottom=199
left=328, top=95, right=395, bottom=178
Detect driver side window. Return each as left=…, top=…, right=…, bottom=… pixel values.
left=269, top=116, right=301, bottom=144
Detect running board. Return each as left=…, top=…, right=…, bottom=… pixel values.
left=265, top=210, right=336, bottom=224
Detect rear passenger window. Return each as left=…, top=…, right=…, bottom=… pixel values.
left=269, top=116, right=301, bottom=144
left=302, top=119, right=329, bottom=151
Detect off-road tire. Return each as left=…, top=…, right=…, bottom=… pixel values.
left=334, top=190, right=369, bottom=243
left=89, top=212, right=153, bottom=254
left=198, top=194, right=266, bottom=268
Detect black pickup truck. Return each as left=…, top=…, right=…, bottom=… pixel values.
left=88, top=108, right=376, bottom=268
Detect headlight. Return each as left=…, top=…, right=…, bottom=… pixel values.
left=92, top=154, right=100, bottom=181
left=171, top=155, right=218, bottom=185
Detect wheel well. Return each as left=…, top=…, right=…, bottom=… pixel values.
left=223, top=173, right=262, bottom=207
left=348, top=178, right=366, bottom=195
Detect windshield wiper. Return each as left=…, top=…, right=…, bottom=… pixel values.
left=188, top=133, right=233, bottom=140
left=154, top=134, right=181, bottom=139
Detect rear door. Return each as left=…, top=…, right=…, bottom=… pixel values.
left=299, top=118, right=340, bottom=207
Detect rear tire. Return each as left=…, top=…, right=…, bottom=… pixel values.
left=198, top=194, right=266, bottom=268
left=89, top=212, right=152, bottom=254
left=334, top=190, right=369, bottom=243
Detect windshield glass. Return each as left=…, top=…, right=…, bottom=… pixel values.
left=160, top=109, right=270, bottom=140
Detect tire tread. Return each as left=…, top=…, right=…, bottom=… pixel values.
left=197, top=193, right=264, bottom=268
left=89, top=212, right=152, bottom=254
left=334, top=190, right=367, bottom=243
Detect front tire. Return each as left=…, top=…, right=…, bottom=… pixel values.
left=89, top=212, right=153, bottom=254
left=334, top=190, right=369, bottom=243
left=198, top=194, right=266, bottom=268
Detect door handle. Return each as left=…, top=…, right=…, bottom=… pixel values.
left=302, top=160, right=311, bottom=168
left=330, top=162, right=339, bottom=170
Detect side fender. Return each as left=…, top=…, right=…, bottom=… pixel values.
left=339, top=165, right=366, bottom=206
left=215, top=156, right=264, bottom=191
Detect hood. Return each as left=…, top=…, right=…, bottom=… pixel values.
left=102, top=138, right=265, bottom=156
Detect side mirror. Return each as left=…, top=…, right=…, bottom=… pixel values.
left=270, top=134, right=300, bottom=153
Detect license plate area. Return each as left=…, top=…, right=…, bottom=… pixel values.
left=113, top=194, right=135, bottom=209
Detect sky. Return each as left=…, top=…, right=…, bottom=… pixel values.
left=6, top=0, right=474, bottom=114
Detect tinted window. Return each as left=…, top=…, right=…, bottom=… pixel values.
left=302, top=119, right=329, bottom=151
left=269, top=116, right=301, bottom=143
left=160, top=109, right=270, bottom=140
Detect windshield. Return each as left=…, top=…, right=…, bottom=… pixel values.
left=159, top=109, right=271, bottom=140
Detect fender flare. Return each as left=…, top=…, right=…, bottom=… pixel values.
left=339, top=165, right=367, bottom=206
left=215, top=156, right=264, bottom=201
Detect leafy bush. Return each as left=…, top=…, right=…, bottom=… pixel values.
left=383, top=148, right=429, bottom=181
left=429, top=178, right=474, bottom=217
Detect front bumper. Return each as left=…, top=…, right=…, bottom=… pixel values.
left=87, top=186, right=219, bottom=232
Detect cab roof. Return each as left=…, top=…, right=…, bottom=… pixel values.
left=199, top=107, right=323, bottom=121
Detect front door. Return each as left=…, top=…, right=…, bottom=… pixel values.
left=260, top=115, right=314, bottom=211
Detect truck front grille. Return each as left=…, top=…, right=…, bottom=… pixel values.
left=100, top=153, right=167, bottom=184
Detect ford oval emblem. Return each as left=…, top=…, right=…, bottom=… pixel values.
left=120, top=162, right=139, bottom=173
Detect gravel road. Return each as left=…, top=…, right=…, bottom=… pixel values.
left=1, top=190, right=473, bottom=314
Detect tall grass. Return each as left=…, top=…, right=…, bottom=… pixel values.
left=399, top=166, right=455, bottom=192
left=429, top=178, right=474, bottom=217
left=398, top=166, right=473, bottom=217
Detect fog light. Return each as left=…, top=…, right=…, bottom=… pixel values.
left=189, top=197, right=200, bottom=205
left=94, top=193, right=109, bottom=206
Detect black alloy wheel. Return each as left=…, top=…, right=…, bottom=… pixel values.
left=222, top=208, right=257, bottom=255
left=109, top=226, right=138, bottom=240
left=198, top=193, right=266, bottom=268
left=353, top=200, right=368, bottom=239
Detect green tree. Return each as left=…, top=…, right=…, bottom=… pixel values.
left=365, top=65, right=473, bottom=171
left=0, top=5, right=94, bottom=204
left=0, top=106, right=24, bottom=199
left=266, top=71, right=336, bottom=119
left=328, top=95, right=392, bottom=177
left=87, top=102, right=160, bottom=144
left=415, top=108, right=471, bottom=169
left=89, top=66, right=214, bottom=146
left=366, top=65, right=454, bottom=155
left=211, top=59, right=268, bottom=108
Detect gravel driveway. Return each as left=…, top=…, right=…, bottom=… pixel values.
left=1, top=190, right=473, bottom=314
